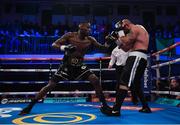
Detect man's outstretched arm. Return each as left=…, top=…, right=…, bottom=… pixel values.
left=52, top=32, right=71, bottom=49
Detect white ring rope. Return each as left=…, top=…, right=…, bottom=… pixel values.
left=151, top=90, right=180, bottom=96
left=0, top=91, right=116, bottom=95
left=0, top=90, right=179, bottom=96
left=151, top=58, right=180, bottom=69
left=153, top=75, right=180, bottom=80
left=0, top=68, right=115, bottom=72
left=0, top=80, right=116, bottom=84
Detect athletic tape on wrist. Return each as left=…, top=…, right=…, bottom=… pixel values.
left=60, top=45, right=66, bottom=51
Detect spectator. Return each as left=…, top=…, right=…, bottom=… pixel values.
left=54, top=29, right=60, bottom=37
left=169, top=78, right=180, bottom=100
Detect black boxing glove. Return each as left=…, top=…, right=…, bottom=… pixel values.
left=65, top=44, right=76, bottom=52
left=111, top=31, right=119, bottom=39
left=60, top=44, right=76, bottom=53
left=112, top=29, right=125, bottom=39
left=105, top=29, right=125, bottom=43
left=115, top=20, right=123, bottom=30
left=105, top=34, right=117, bottom=45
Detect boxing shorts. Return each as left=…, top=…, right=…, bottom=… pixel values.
left=52, top=62, right=94, bottom=82
left=119, top=50, right=148, bottom=87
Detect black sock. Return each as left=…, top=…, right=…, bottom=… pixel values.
left=114, top=89, right=127, bottom=110
left=136, top=89, right=148, bottom=108
left=98, top=92, right=107, bottom=107
left=27, top=99, right=37, bottom=109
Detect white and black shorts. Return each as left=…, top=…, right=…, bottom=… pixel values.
left=119, top=51, right=147, bottom=87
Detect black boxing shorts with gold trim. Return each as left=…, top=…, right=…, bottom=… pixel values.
left=51, top=64, right=94, bottom=83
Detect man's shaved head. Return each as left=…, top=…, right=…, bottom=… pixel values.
left=78, top=22, right=91, bottom=37
left=122, top=19, right=132, bottom=26
left=78, top=22, right=91, bottom=29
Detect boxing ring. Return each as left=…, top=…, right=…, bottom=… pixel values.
left=0, top=43, right=180, bottom=124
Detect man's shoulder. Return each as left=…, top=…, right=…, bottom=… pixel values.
left=87, top=36, right=96, bottom=41
left=66, top=32, right=77, bottom=35
left=135, top=25, right=147, bottom=32
left=64, top=32, right=77, bottom=37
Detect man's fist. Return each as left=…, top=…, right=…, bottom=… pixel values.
left=65, top=44, right=76, bottom=52
left=105, top=34, right=117, bottom=44
left=60, top=44, right=76, bottom=52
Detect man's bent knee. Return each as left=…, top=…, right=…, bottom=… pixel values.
left=88, top=74, right=99, bottom=83
left=48, top=80, right=57, bottom=88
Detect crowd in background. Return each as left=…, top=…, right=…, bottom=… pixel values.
left=1, top=20, right=180, bottom=54
left=155, top=21, right=180, bottom=38
left=157, top=78, right=180, bottom=100
left=0, top=20, right=112, bottom=54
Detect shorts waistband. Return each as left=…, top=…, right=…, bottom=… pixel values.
left=129, top=51, right=147, bottom=60
left=134, top=49, right=148, bottom=54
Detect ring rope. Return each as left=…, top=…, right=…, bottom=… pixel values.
left=0, top=68, right=116, bottom=72
left=151, top=90, right=180, bottom=96
left=0, top=80, right=116, bottom=84
left=0, top=90, right=179, bottom=96
left=152, top=42, right=180, bottom=56
left=0, top=91, right=116, bottom=95
left=153, top=75, right=180, bottom=80
left=151, top=58, right=180, bottom=69
left=1, top=75, right=179, bottom=84
left=0, top=57, right=111, bottom=61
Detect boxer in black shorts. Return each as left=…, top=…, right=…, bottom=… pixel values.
left=19, top=22, right=110, bottom=115
left=101, top=19, right=151, bottom=116
left=53, top=52, right=93, bottom=82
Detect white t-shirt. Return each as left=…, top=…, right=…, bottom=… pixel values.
left=109, top=46, right=129, bottom=66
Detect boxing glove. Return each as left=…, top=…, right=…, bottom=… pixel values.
left=60, top=44, right=76, bottom=52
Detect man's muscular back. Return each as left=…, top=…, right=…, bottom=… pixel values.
left=132, top=25, right=149, bottom=51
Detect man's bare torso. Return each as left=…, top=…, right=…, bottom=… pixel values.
left=65, top=32, right=93, bottom=58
